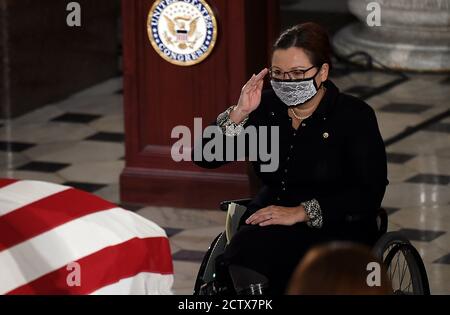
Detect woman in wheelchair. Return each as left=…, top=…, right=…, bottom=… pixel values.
left=193, top=22, right=389, bottom=295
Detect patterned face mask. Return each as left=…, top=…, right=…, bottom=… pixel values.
left=270, top=69, right=321, bottom=107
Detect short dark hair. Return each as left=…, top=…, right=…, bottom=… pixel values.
left=273, top=22, right=333, bottom=70
left=288, top=242, right=392, bottom=295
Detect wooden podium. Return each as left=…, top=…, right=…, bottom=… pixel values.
left=120, top=0, right=280, bottom=209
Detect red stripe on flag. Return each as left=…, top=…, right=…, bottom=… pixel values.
left=0, top=178, right=19, bottom=189
left=7, top=237, right=174, bottom=295
left=0, top=188, right=116, bottom=251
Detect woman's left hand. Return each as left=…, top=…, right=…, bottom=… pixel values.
left=245, top=205, right=307, bottom=227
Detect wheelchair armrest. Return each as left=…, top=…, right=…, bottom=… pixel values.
left=220, top=198, right=252, bottom=211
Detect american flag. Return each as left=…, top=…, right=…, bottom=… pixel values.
left=0, top=179, right=174, bottom=295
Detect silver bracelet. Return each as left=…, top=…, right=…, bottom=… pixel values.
left=216, top=105, right=249, bottom=137
left=301, top=199, right=323, bottom=229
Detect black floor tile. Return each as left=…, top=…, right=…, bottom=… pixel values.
left=17, top=161, right=70, bottom=173
left=119, top=204, right=145, bottom=212
left=0, top=141, right=35, bottom=152
left=379, top=103, right=431, bottom=114
left=85, top=132, right=125, bottom=143
left=51, top=113, right=102, bottom=124
left=163, top=227, right=184, bottom=238
left=63, top=181, right=107, bottom=193
left=406, top=174, right=450, bottom=186
left=425, top=122, right=450, bottom=134
left=344, top=85, right=375, bottom=97
left=440, top=76, right=450, bottom=85
left=397, top=228, right=445, bottom=242
left=433, top=253, right=450, bottom=264
left=387, top=153, right=415, bottom=164
left=172, top=250, right=205, bottom=263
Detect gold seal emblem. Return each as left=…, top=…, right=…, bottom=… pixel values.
left=147, top=0, right=218, bottom=66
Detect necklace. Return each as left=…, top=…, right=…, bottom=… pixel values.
left=290, top=108, right=312, bottom=120
left=290, top=86, right=325, bottom=120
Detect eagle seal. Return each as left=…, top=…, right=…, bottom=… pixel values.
left=147, top=0, right=218, bottom=66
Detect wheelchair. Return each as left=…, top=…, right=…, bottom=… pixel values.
left=194, top=198, right=430, bottom=295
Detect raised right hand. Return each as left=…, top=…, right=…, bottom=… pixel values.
left=230, top=68, right=268, bottom=123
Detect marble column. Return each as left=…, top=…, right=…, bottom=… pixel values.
left=333, top=0, right=450, bottom=71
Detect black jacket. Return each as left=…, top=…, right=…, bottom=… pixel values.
left=193, top=80, right=388, bottom=237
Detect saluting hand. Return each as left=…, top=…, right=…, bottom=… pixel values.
left=230, top=68, right=268, bottom=124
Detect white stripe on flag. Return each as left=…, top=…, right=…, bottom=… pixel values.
left=0, top=180, right=70, bottom=217
left=90, top=272, right=174, bottom=295
left=0, top=208, right=168, bottom=294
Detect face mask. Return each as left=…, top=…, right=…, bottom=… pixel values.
left=270, top=69, right=322, bottom=107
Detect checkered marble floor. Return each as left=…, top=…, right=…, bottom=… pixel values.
left=1, top=68, right=449, bottom=294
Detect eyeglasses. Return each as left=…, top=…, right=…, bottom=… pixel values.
left=269, top=65, right=316, bottom=81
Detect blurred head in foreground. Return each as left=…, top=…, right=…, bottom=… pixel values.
left=288, top=242, right=393, bottom=295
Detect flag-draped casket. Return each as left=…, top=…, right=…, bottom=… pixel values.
left=0, top=179, right=174, bottom=295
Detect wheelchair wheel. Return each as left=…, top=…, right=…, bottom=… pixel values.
left=374, top=232, right=430, bottom=295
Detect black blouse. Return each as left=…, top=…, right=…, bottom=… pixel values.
left=193, top=80, right=388, bottom=232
